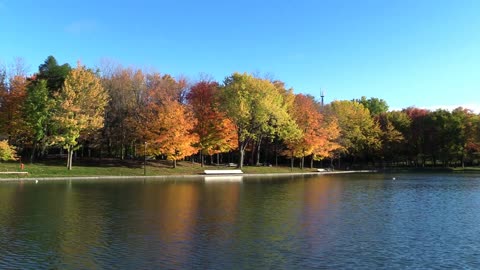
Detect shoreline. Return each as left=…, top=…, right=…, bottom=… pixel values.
left=0, top=170, right=376, bottom=182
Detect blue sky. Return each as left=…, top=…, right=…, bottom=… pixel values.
left=1, top=0, right=479, bottom=111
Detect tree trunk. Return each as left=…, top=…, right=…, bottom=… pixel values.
left=239, top=149, right=245, bottom=169
left=301, top=155, right=304, bottom=169
left=290, top=150, right=294, bottom=171
left=30, top=141, right=37, bottom=164
left=200, top=152, right=204, bottom=167
left=274, top=139, right=278, bottom=167
left=310, top=154, right=314, bottom=169
left=249, top=141, right=255, bottom=166
left=173, top=159, right=177, bottom=168
left=238, top=140, right=247, bottom=169
left=67, top=147, right=73, bottom=170
left=256, top=138, right=262, bottom=166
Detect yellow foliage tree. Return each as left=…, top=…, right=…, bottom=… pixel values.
left=51, top=63, right=109, bottom=170
left=0, top=140, right=17, bottom=161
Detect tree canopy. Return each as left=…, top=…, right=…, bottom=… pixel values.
left=51, top=63, right=109, bottom=170
left=1, top=56, right=480, bottom=170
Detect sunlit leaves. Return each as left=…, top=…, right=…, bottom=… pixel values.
left=186, top=81, right=237, bottom=161
left=0, top=140, right=17, bottom=161
left=51, top=63, right=109, bottom=169
left=326, top=100, right=381, bottom=157
left=220, top=73, right=298, bottom=168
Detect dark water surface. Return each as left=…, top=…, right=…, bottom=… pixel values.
left=2, top=173, right=480, bottom=269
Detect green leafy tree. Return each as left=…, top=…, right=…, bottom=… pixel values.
left=425, top=109, right=458, bottom=166
left=379, top=110, right=411, bottom=165
left=37, top=56, right=71, bottom=95
left=220, top=73, right=298, bottom=168
left=326, top=100, right=381, bottom=166
left=356, top=96, right=389, bottom=116
left=377, top=111, right=406, bottom=165
left=430, top=107, right=480, bottom=167
left=453, top=108, right=480, bottom=166
left=24, top=80, right=53, bottom=162
left=51, top=63, right=109, bottom=170
left=22, top=56, right=71, bottom=162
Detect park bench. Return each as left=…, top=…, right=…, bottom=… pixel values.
left=204, top=169, right=243, bottom=175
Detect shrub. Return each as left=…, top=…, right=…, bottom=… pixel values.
left=0, top=140, right=18, bottom=161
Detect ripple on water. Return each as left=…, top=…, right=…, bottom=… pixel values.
left=2, top=175, right=480, bottom=269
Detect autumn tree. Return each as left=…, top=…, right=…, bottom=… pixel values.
left=21, top=56, right=72, bottom=162
left=377, top=111, right=406, bottom=166
left=260, top=80, right=300, bottom=167
left=311, top=114, right=342, bottom=167
left=403, top=107, right=430, bottom=166
left=325, top=100, right=381, bottom=167
left=186, top=81, right=237, bottom=166
left=0, top=60, right=29, bottom=146
left=149, top=99, right=198, bottom=168
left=285, top=94, right=341, bottom=169
left=145, top=73, right=187, bottom=103
left=101, top=65, right=146, bottom=159
left=134, top=72, right=198, bottom=168
left=220, top=73, right=298, bottom=168
left=0, top=140, right=17, bottom=161
left=51, top=63, right=109, bottom=170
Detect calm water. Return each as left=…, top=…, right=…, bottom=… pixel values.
left=2, top=173, right=480, bottom=269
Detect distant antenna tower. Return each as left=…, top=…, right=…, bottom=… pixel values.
left=320, top=89, right=325, bottom=107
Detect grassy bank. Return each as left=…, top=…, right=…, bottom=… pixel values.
left=0, top=159, right=314, bottom=179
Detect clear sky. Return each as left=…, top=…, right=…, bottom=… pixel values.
left=1, top=0, right=479, bottom=111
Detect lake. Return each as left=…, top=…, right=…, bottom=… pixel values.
left=1, top=173, right=480, bottom=269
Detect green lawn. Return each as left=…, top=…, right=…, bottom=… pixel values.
left=0, top=159, right=315, bottom=178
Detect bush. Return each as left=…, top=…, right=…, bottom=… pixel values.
left=0, top=140, right=18, bottom=161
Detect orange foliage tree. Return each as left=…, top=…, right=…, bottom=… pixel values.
left=151, top=99, right=198, bottom=168
left=285, top=94, right=341, bottom=169
left=186, top=81, right=237, bottom=166
left=101, top=66, right=146, bottom=159
left=138, top=73, right=198, bottom=168
left=0, top=75, right=28, bottom=146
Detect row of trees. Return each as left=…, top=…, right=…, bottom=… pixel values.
left=1, top=56, right=479, bottom=169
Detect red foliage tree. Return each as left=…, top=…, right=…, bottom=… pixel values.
left=186, top=81, right=237, bottom=166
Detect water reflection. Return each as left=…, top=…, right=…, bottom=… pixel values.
left=2, top=174, right=480, bottom=268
